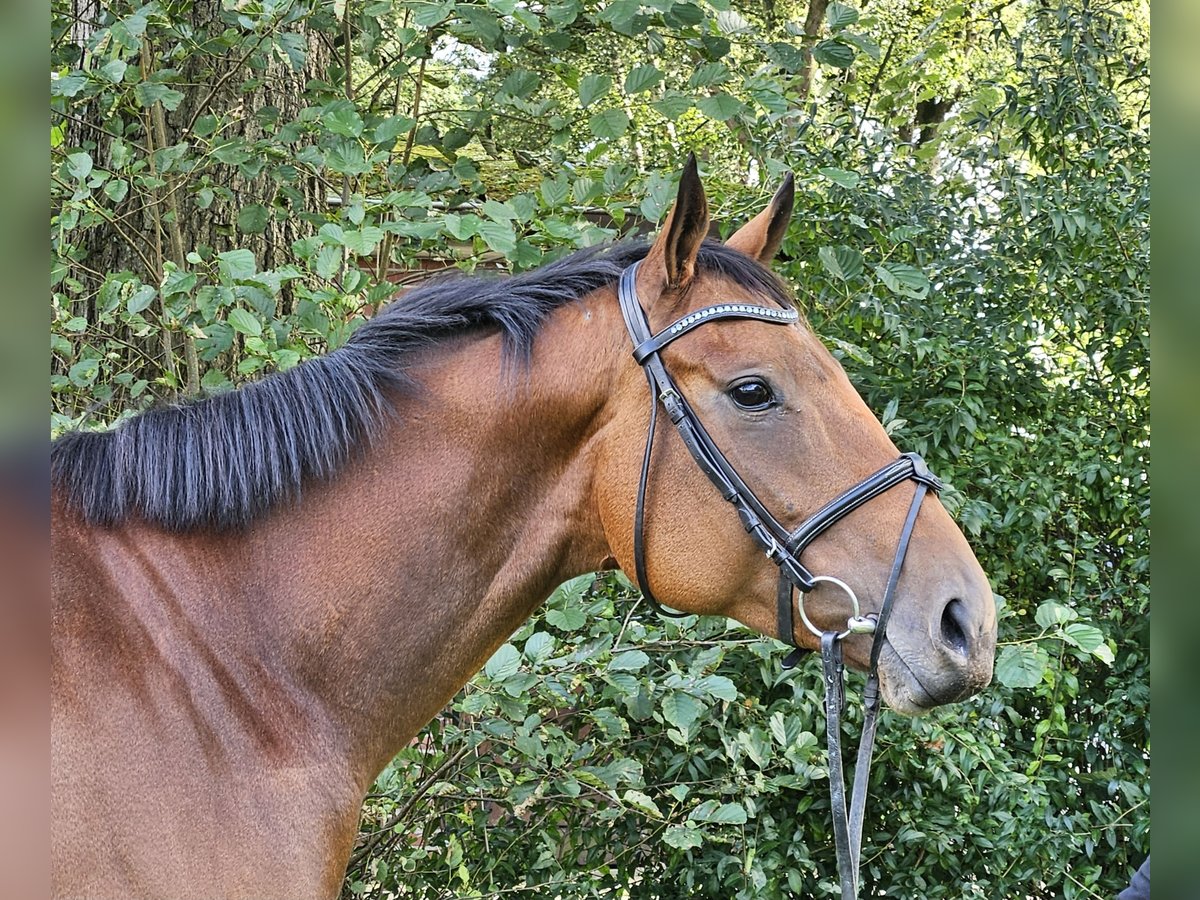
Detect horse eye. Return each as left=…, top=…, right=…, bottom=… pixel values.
left=729, top=379, right=776, bottom=411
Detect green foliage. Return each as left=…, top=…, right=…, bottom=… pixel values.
left=51, top=0, right=1148, bottom=895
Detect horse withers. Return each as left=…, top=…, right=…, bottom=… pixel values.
left=51, top=159, right=997, bottom=898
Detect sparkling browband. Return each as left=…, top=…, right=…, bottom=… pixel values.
left=670, top=304, right=798, bottom=333
left=632, top=300, right=800, bottom=364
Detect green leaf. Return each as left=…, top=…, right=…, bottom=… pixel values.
left=818, top=245, right=864, bottom=281
left=695, top=674, right=737, bottom=702
left=817, top=166, right=860, bottom=188
left=69, top=358, right=100, bottom=387
left=599, top=0, right=644, bottom=32
left=589, top=108, right=630, bottom=141
left=545, top=606, right=586, bottom=631
left=710, top=802, right=748, bottom=824
left=843, top=30, right=881, bottom=59
left=540, top=175, right=570, bottom=209
left=217, top=249, right=257, bottom=282
left=477, top=219, right=517, bottom=255
left=314, top=245, right=343, bottom=280
left=126, top=285, right=157, bottom=315
left=665, top=1, right=703, bottom=27
left=134, top=82, right=186, bottom=111
left=322, top=100, right=364, bottom=138
left=65, top=152, right=93, bottom=181
left=238, top=204, right=270, bottom=234
left=52, top=74, right=88, bottom=98
left=274, top=349, right=301, bottom=370
left=826, top=1, right=859, bottom=29
left=715, top=8, right=752, bottom=33
left=689, top=800, right=747, bottom=825
left=456, top=6, right=503, bottom=48
left=100, top=59, right=128, bottom=83
left=609, top=650, right=650, bottom=672
left=342, top=227, right=386, bottom=255
left=1062, top=623, right=1114, bottom=663
left=523, top=631, right=555, bottom=662
left=200, top=369, right=231, bottom=392
left=578, top=73, right=612, bottom=108
left=994, top=644, right=1050, bottom=689
left=499, top=68, right=540, bottom=99
left=545, top=0, right=580, bottom=24
left=696, top=93, right=745, bottom=120
left=622, top=789, right=662, bottom=818
left=640, top=172, right=673, bottom=222
left=443, top=213, right=480, bottom=241
left=688, top=62, right=730, bottom=89
left=875, top=263, right=930, bottom=299
left=374, top=115, right=416, bottom=144
left=889, top=224, right=925, bottom=243
left=769, top=712, right=810, bottom=749
left=813, top=39, right=856, bottom=68
left=411, top=1, right=454, bottom=27
left=1035, top=600, right=1078, bottom=629
left=766, top=42, right=805, bottom=72
left=104, top=179, right=129, bottom=203
left=624, top=65, right=662, bottom=94
left=663, top=824, right=703, bottom=849
left=325, top=141, right=369, bottom=175
left=275, top=32, right=308, bottom=71
left=652, top=91, right=693, bottom=120
left=482, top=199, right=517, bottom=221
left=226, top=307, right=263, bottom=337
left=662, top=692, right=701, bottom=731
left=484, top=643, right=521, bottom=681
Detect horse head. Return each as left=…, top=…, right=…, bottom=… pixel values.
left=596, top=158, right=997, bottom=713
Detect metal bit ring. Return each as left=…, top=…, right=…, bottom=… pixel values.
left=797, top=575, right=873, bottom=641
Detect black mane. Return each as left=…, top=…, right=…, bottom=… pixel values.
left=51, top=240, right=793, bottom=531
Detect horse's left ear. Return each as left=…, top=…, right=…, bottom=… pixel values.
left=639, top=154, right=710, bottom=295
left=725, top=172, right=795, bottom=264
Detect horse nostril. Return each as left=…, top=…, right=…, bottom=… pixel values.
left=940, top=598, right=971, bottom=657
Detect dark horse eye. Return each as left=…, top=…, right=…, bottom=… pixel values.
left=729, top=379, right=776, bottom=411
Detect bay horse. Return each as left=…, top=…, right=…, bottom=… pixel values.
left=51, top=159, right=996, bottom=899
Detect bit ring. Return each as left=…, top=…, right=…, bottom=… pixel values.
left=796, top=575, right=869, bottom=640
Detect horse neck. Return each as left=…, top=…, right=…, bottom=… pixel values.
left=244, top=294, right=625, bottom=783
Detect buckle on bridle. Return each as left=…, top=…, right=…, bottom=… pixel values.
left=657, top=387, right=684, bottom=421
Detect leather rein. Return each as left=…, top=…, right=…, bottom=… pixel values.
left=616, top=261, right=943, bottom=899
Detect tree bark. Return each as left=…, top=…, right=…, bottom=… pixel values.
left=798, top=0, right=830, bottom=101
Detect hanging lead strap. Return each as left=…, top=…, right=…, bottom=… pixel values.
left=821, top=630, right=858, bottom=898
left=821, top=479, right=932, bottom=899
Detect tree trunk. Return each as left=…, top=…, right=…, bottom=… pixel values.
left=798, top=0, right=830, bottom=101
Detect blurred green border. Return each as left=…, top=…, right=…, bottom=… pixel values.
left=0, top=0, right=45, bottom=451
left=1150, top=0, right=1195, bottom=891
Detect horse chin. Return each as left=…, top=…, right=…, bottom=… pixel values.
left=875, top=644, right=940, bottom=717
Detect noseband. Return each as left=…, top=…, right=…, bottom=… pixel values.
left=617, top=261, right=943, bottom=899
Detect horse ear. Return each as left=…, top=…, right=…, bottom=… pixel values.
left=640, top=154, right=710, bottom=296
left=725, top=172, right=795, bottom=264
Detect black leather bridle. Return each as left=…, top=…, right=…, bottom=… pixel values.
left=617, top=260, right=944, bottom=899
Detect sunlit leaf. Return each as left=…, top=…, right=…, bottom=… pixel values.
left=995, top=644, right=1050, bottom=689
